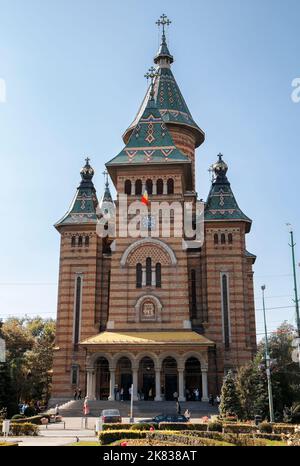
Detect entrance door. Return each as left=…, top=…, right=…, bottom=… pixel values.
left=121, top=373, right=132, bottom=401
left=143, top=374, right=155, bottom=400
left=165, top=375, right=177, bottom=400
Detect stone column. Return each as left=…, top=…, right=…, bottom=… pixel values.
left=142, top=268, right=146, bottom=287
left=108, top=369, right=116, bottom=401
left=132, top=367, right=138, bottom=401
left=131, top=180, right=135, bottom=195
left=154, top=369, right=162, bottom=401
left=86, top=368, right=94, bottom=399
left=163, top=180, right=167, bottom=195
left=178, top=368, right=185, bottom=402
left=152, top=180, right=157, bottom=195
left=151, top=267, right=156, bottom=287
left=201, top=367, right=209, bottom=402
left=142, top=180, right=146, bottom=193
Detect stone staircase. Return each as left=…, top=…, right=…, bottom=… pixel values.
left=47, top=400, right=218, bottom=418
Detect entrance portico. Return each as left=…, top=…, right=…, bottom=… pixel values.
left=81, top=331, right=213, bottom=402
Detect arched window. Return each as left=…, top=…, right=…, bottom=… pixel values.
left=156, top=263, right=161, bottom=288
left=74, top=275, right=82, bottom=344
left=146, top=179, right=153, bottom=195
left=71, top=236, right=76, bottom=247
left=157, top=179, right=164, bottom=195
left=146, top=257, right=152, bottom=286
left=136, top=263, right=142, bottom=288
left=191, top=269, right=197, bottom=318
left=221, top=274, right=230, bottom=349
left=214, top=233, right=218, bottom=245
left=135, top=179, right=142, bottom=195
left=228, top=233, right=233, bottom=244
left=167, top=178, right=174, bottom=194
left=85, top=236, right=89, bottom=247
left=125, top=179, right=132, bottom=195
left=78, top=236, right=83, bottom=247
left=221, top=233, right=226, bottom=244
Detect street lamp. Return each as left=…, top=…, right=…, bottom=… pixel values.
left=286, top=223, right=300, bottom=367
left=261, top=285, right=275, bottom=423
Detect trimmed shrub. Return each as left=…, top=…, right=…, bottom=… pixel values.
left=259, top=422, right=272, bottom=433
left=207, top=421, right=223, bottom=432
left=223, top=423, right=257, bottom=434
left=130, top=423, right=158, bottom=431
left=0, top=422, right=39, bottom=436
left=11, top=414, right=26, bottom=420
left=102, top=423, right=132, bottom=431
left=158, top=422, right=208, bottom=432
left=99, top=430, right=146, bottom=445
left=146, top=431, right=233, bottom=446
left=273, top=424, right=295, bottom=434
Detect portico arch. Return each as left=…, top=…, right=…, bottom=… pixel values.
left=120, top=238, right=177, bottom=267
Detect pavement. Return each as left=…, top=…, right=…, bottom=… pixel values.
left=6, top=416, right=213, bottom=446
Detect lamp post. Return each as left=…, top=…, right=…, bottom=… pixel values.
left=287, top=224, right=300, bottom=367
left=261, top=285, right=275, bottom=423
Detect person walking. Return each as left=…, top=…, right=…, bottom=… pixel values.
left=173, top=391, right=178, bottom=402
left=194, top=388, right=199, bottom=401
left=176, top=400, right=181, bottom=415
left=78, top=388, right=82, bottom=400
left=83, top=396, right=90, bottom=416
left=120, top=387, right=124, bottom=402
left=74, top=389, right=78, bottom=400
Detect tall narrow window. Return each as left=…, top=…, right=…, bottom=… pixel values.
left=221, top=274, right=230, bottom=349
left=228, top=233, right=233, bottom=244
left=146, top=179, right=153, bottom=195
left=78, top=236, right=83, bottom=247
left=156, top=263, right=161, bottom=288
left=85, top=236, right=89, bottom=247
left=146, top=257, right=152, bottom=286
left=125, top=179, right=132, bottom=195
left=191, top=269, right=197, bottom=318
left=157, top=179, right=164, bottom=195
left=71, top=365, right=79, bottom=385
left=71, top=236, right=76, bottom=247
left=135, top=179, right=142, bottom=195
left=136, top=263, right=142, bottom=288
left=214, top=233, right=218, bottom=245
left=167, top=178, right=174, bottom=194
left=74, top=275, right=82, bottom=344
left=221, top=233, right=226, bottom=244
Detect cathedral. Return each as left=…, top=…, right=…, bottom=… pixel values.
left=51, top=16, right=256, bottom=403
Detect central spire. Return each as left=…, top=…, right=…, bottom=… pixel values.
left=154, top=14, right=174, bottom=65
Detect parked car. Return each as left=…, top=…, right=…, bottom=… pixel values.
left=139, top=414, right=188, bottom=423
left=101, top=409, right=122, bottom=423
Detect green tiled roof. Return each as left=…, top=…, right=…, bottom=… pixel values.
left=123, top=36, right=204, bottom=147
left=55, top=159, right=98, bottom=227
left=107, top=99, right=191, bottom=166
left=204, top=154, right=252, bottom=231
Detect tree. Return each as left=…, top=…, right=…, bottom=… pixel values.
left=219, top=370, right=242, bottom=419
left=0, top=316, right=56, bottom=410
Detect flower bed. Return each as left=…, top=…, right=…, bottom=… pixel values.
left=0, top=422, right=39, bottom=436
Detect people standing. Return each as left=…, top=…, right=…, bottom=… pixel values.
left=176, top=400, right=181, bottom=415
left=74, top=389, right=78, bottom=400
left=173, top=391, right=178, bottom=402
left=83, top=396, right=90, bottom=416
left=194, top=388, right=199, bottom=401
left=184, top=408, right=191, bottom=421
left=120, top=387, right=124, bottom=401
left=78, top=388, right=82, bottom=400
left=216, top=395, right=221, bottom=405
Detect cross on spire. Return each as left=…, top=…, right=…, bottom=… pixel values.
left=85, top=157, right=90, bottom=165
left=144, top=66, right=158, bottom=100
left=102, top=169, right=109, bottom=187
left=156, top=14, right=172, bottom=38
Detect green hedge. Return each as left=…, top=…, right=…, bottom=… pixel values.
left=146, top=431, right=233, bottom=446
left=272, top=424, right=295, bottom=434
left=131, top=423, right=158, bottom=431
left=102, top=423, right=133, bottom=431
left=0, top=422, right=39, bottom=436
left=207, top=421, right=223, bottom=432
left=181, top=430, right=277, bottom=447
left=99, top=430, right=146, bottom=445
left=158, top=422, right=208, bottom=431
left=223, top=423, right=257, bottom=434
left=11, top=415, right=50, bottom=425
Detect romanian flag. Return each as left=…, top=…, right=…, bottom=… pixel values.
left=141, top=189, right=149, bottom=206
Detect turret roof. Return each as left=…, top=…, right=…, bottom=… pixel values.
left=55, top=159, right=98, bottom=228
left=205, top=154, right=252, bottom=232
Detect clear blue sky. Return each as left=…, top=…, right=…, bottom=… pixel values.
left=0, top=0, right=299, bottom=341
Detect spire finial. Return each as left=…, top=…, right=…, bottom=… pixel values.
left=85, top=156, right=90, bottom=165
left=145, top=66, right=159, bottom=100
left=217, top=153, right=223, bottom=162
left=102, top=169, right=109, bottom=187
left=156, top=13, right=171, bottom=43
